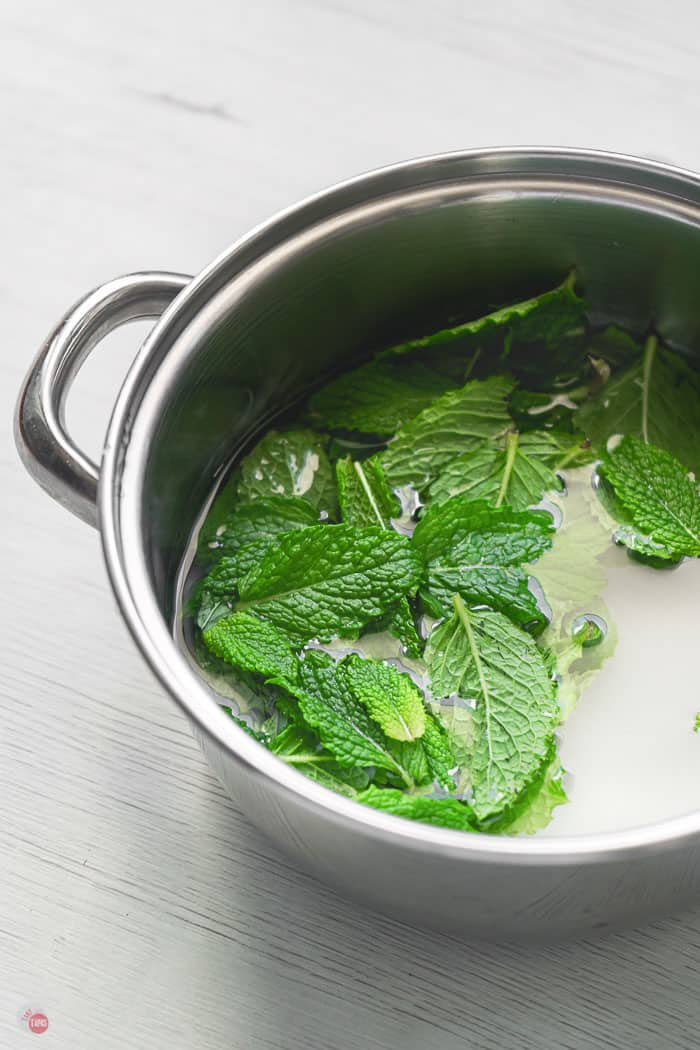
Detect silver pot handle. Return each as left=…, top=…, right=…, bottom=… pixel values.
left=15, top=271, right=191, bottom=528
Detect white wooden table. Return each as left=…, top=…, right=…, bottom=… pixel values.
left=3, top=2, right=700, bottom=1046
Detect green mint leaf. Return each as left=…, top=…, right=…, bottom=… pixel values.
left=360, top=597, right=425, bottom=659
left=381, top=738, right=430, bottom=788
left=600, top=436, right=700, bottom=557
left=412, top=496, right=554, bottom=631
left=378, top=273, right=583, bottom=361
left=694, top=713, right=700, bottom=733
left=235, top=524, right=423, bottom=644
left=335, top=457, right=421, bottom=656
left=307, top=359, right=453, bottom=435
left=335, top=456, right=400, bottom=528
left=291, top=651, right=415, bottom=785
left=192, top=557, right=240, bottom=629
left=578, top=336, right=700, bottom=475
left=516, top=430, right=594, bottom=470
left=268, top=723, right=370, bottom=796
left=203, top=612, right=299, bottom=683
left=343, top=655, right=427, bottom=741
left=237, top=429, right=338, bottom=516
left=485, top=747, right=567, bottom=835
left=426, top=431, right=560, bottom=511
left=200, top=496, right=319, bottom=563
left=356, top=785, right=475, bottom=831
left=196, top=476, right=241, bottom=562
left=387, top=598, right=425, bottom=659
left=421, top=715, right=457, bottom=790
left=425, top=597, right=558, bottom=821
left=381, top=376, right=513, bottom=490
left=592, top=473, right=677, bottom=565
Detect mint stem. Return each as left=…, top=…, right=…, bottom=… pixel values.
left=353, top=460, right=386, bottom=529
left=452, top=594, right=495, bottom=778
left=641, top=333, right=657, bottom=444
left=463, top=346, right=482, bottom=382
left=495, top=430, right=519, bottom=507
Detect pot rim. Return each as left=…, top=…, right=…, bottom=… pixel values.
left=99, top=145, right=700, bottom=865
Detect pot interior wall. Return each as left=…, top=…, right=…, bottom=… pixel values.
left=139, top=175, right=700, bottom=616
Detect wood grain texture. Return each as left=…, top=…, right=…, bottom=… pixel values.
left=2, top=0, right=700, bottom=1046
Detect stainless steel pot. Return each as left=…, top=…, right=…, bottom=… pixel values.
left=15, top=148, right=700, bottom=940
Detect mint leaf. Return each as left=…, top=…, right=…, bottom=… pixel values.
left=425, top=596, right=559, bottom=821
left=516, top=430, right=594, bottom=470
left=307, top=358, right=453, bottom=435
left=412, top=496, right=554, bottom=630
left=485, top=747, right=567, bottom=835
left=420, top=715, right=457, bottom=790
left=383, top=598, right=424, bottom=659
left=343, top=655, right=426, bottom=741
left=237, top=429, right=338, bottom=516
left=600, top=436, right=700, bottom=557
left=268, top=723, right=369, bottom=796
left=192, top=558, right=239, bottom=629
left=356, top=785, right=475, bottom=831
left=381, top=376, right=513, bottom=490
left=200, top=496, right=319, bottom=563
left=335, top=456, right=400, bottom=528
left=235, top=525, right=423, bottom=644
left=291, top=651, right=418, bottom=786
left=578, top=336, right=700, bottom=475
left=203, top=612, right=299, bottom=683
left=378, top=274, right=583, bottom=361
left=426, top=431, right=560, bottom=511
left=694, top=713, right=700, bottom=733
left=335, top=457, right=421, bottom=656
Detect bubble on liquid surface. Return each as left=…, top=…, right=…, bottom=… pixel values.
left=571, top=613, right=607, bottom=648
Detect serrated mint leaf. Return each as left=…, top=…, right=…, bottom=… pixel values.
left=381, top=376, right=513, bottom=490
left=421, top=715, right=457, bottom=790
left=600, top=436, right=700, bottom=557
left=427, top=431, right=560, bottom=510
left=412, top=496, right=554, bottom=630
left=578, top=336, right=700, bottom=475
left=386, top=598, right=424, bottom=659
left=307, top=359, right=453, bottom=435
left=291, top=651, right=417, bottom=786
left=378, top=273, right=583, bottom=361
left=201, top=496, right=319, bottom=563
left=235, top=525, right=423, bottom=644
left=343, top=655, right=426, bottom=741
left=517, top=430, right=594, bottom=470
left=356, top=785, right=475, bottom=831
left=485, top=747, right=567, bottom=835
left=268, top=723, right=369, bottom=796
left=237, top=429, right=338, bottom=516
left=203, top=612, right=299, bottom=683
left=196, top=476, right=241, bottom=562
left=192, top=558, right=239, bottom=629
left=335, top=457, right=421, bottom=656
left=336, top=456, right=400, bottom=528
left=425, top=596, right=558, bottom=821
